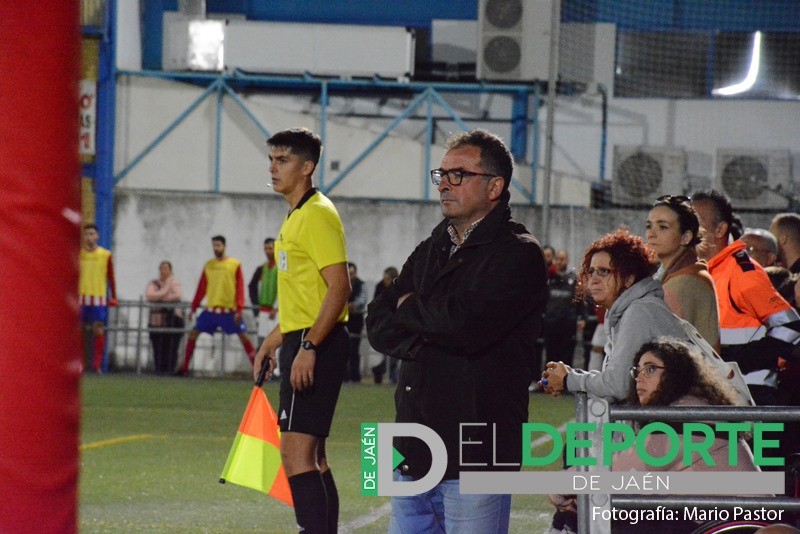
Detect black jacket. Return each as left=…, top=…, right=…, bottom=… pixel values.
left=366, top=200, right=547, bottom=480
left=543, top=269, right=582, bottom=336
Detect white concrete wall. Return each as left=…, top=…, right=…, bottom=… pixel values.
left=111, top=188, right=777, bottom=372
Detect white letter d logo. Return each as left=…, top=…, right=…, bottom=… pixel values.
left=377, top=423, right=447, bottom=496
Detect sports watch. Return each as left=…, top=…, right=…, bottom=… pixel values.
left=301, top=340, right=319, bottom=352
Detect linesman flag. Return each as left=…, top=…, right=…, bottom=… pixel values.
left=219, top=367, right=293, bottom=507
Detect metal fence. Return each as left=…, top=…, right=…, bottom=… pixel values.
left=104, top=299, right=259, bottom=375
left=573, top=392, right=800, bottom=533
left=102, top=299, right=380, bottom=377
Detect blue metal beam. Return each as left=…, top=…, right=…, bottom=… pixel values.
left=531, top=84, right=542, bottom=203
left=511, top=90, right=529, bottom=161
left=114, top=78, right=222, bottom=184
left=118, top=69, right=541, bottom=95
left=214, top=81, right=224, bottom=192
left=319, top=81, right=329, bottom=188
left=221, top=82, right=272, bottom=140
left=322, top=89, right=430, bottom=195
left=95, top=0, right=117, bottom=249
left=424, top=91, right=434, bottom=200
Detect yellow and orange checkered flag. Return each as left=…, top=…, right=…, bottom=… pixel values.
left=219, top=368, right=293, bottom=507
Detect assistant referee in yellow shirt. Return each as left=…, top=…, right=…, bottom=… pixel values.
left=254, top=128, right=350, bottom=534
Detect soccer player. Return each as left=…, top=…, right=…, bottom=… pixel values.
left=79, top=224, right=117, bottom=373
left=177, top=235, right=256, bottom=376
left=254, top=128, right=350, bottom=534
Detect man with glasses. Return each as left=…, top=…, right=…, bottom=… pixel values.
left=740, top=228, right=778, bottom=268
left=367, top=129, right=548, bottom=533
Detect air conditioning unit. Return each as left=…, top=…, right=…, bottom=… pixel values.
left=715, top=149, right=792, bottom=210
left=225, top=21, right=415, bottom=79
left=162, top=12, right=224, bottom=71
left=476, top=0, right=552, bottom=81
left=612, top=146, right=687, bottom=206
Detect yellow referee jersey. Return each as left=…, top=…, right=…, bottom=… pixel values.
left=276, top=190, right=348, bottom=332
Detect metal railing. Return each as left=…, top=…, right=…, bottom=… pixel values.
left=574, top=392, right=800, bottom=533
left=104, top=298, right=260, bottom=375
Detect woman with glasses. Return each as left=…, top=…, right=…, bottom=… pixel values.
left=646, top=195, right=721, bottom=351
left=542, top=230, right=692, bottom=402
left=548, top=338, right=756, bottom=534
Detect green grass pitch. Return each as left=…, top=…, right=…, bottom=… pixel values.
left=80, top=375, right=575, bottom=533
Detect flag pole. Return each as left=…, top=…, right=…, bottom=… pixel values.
left=255, top=355, right=269, bottom=387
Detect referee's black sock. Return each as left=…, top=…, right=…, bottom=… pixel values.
left=320, top=469, right=339, bottom=533
left=288, top=470, right=327, bottom=533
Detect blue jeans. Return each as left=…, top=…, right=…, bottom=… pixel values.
left=389, top=471, right=511, bottom=534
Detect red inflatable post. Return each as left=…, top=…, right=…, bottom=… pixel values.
left=0, top=3, right=82, bottom=532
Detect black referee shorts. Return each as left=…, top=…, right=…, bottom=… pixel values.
left=278, top=324, right=348, bottom=437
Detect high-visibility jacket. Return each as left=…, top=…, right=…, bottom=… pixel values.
left=707, top=240, right=800, bottom=387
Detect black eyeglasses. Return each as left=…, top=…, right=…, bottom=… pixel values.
left=655, top=195, right=691, bottom=205
left=630, top=363, right=666, bottom=379
left=430, top=169, right=497, bottom=186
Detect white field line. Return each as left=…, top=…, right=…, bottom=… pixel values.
left=339, top=502, right=392, bottom=533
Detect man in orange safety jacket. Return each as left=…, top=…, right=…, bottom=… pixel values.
left=692, top=190, right=800, bottom=407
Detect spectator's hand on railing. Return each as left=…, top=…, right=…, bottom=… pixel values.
left=108, top=298, right=118, bottom=307
left=542, top=361, right=570, bottom=397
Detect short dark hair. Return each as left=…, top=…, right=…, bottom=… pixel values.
left=264, top=238, right=275, bottom=245
left=772, top=213, right=800, bottom=245
left=446, top=129, right=513, bottom=193
left=347, top=262, right=357, bottom=272
left=84, top=223, right=98, bottom=232
left=692, top=189, right=734, bottom=234
left=159, top=260, right=173, bottom=272
left=267, top=128, right=323, bottom=167
left=384, top=266, right=399, bottom=278
left=576, top=229, right=657, bottom=302
left=651, top=196, right=701, bottom=247
left=212, top=235, right=226, bottom=245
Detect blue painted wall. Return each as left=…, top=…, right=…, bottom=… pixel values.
left=162, top=0, right=475, bottom=25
